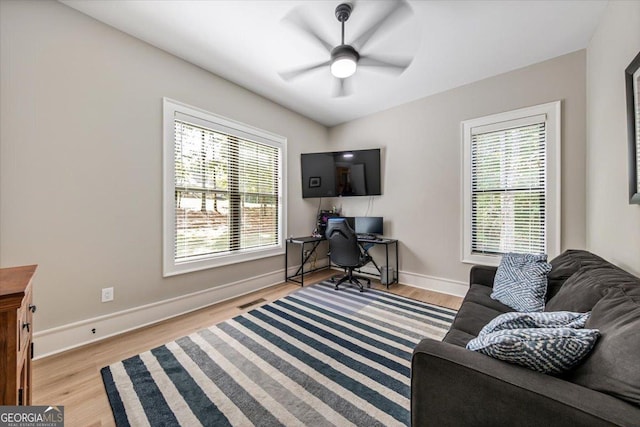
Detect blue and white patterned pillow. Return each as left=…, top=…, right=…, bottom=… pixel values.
left=491, top=253, right=552, bottom=312
left=466, top=328, right=600, bottom=374
left=479, top=311, right=591, bottom=336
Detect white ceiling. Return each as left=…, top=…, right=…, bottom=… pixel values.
left=61, top=0, right=607, bottom=127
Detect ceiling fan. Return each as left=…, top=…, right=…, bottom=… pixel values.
left=279, top=1, right=414, bottom=97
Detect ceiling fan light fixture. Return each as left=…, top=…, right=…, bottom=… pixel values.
left=330, top=44, right=359, bottom=79
left=331, top=56, right=357, bottom=78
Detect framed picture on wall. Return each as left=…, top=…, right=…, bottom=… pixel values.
left=626, top=50, right=640, bottom=204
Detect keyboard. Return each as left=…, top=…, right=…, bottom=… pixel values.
left=357, top=233, right=379, bottom=240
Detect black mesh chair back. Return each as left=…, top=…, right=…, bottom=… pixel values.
left=326, top=218, right=372, bottom=292
left=326, top=219, right=361, bottom=267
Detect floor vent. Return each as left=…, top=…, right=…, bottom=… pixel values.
left=238, top=298, right=267, bottom=310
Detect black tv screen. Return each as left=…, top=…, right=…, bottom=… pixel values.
left=301, top=148, right=381, bottom=198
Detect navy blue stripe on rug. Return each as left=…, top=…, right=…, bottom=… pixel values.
left=214, top=322, right=386, bottom=427
left=175, top=335, right=280, bottom=426
left=237, top=310, right=410, bottom=422
left=122, top=355, right=180, bottom=426
left=272, top=298, right=413, bottom=359
left=150, top=345, right=231, bottom=427
left=100, top=367, right=130, bottom=427
left=284, top=294, right=420, bottom=348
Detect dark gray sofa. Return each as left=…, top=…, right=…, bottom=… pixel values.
left=411, top=250, right=640, bottom=426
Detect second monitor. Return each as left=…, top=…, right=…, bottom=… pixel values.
left=344, top=216, right=384, bottom=236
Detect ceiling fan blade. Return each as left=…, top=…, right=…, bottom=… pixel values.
left=333, top=77, right=353, bottom=98
left=283, top=9, right=333, bottom=53
left=279, top=60, right=331, bottom=81
left=359, top=55, right=413, bottom=74
left=351, top=0, right=412, bottom=51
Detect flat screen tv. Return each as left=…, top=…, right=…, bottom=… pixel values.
left=301, top=148, right=381, bottom=198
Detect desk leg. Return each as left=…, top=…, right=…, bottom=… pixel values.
left=395, top=241, right=399, bottom=285
left=300, top=243, right=305, bottom=287
left=385, top=244, right=390, bottom=289
left=285, top=240, right=289, bottom=282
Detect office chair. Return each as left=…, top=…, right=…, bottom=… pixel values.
left=326, top=218, right=372, bottom=292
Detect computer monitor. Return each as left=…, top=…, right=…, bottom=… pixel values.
left=342, top=216, right=356, bottom=230
left=355, top=217, right=383, bottom=235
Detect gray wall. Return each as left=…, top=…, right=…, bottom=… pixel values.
left=0, top=0, right=327, bottom=329
left=328, top=50, right=587, bottom=284
left=586, top=0, right=640, bottom=275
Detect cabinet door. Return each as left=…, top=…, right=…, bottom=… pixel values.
left=18, top=290, right=31, bottom=356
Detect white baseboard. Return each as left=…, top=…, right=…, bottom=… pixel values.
left=328, top=265, right=468, bottom=297
left=399, top=270, right=468, bottom=297
left=33, top=261, right=459, bottom=359
left=34, top=260, right=328, bottom=359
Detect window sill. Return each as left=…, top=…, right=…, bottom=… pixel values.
left=462, top=253, right=501, bottom=267
left=163, top=246, right=284, bottom=277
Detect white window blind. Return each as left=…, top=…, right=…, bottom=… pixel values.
left=461, top=101, right=561, bottom=266
left=163, top=99, right=286, bottom=276
left=471, top=121, right=546, bottom=255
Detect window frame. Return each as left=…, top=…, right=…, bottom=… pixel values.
left=163, top=98, right=287, bottom=277
left=461, top=101, right=561, bottom=266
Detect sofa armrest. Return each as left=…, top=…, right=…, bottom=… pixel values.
left=411, top=338, right=639, bottom=427
left=469, top=265, right=497, bottom=287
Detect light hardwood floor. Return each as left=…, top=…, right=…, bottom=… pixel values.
left=32, top=270, right=463, bottom=426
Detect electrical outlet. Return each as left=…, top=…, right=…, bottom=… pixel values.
left=101, top=287, right=114, bottom=302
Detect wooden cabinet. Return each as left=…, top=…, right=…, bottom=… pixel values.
left=0, top=265, right=37, bottom=405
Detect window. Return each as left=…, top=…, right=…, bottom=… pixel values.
left=462, top=101, right=560, bottom=266
left=163, top=98, right=286, bottom=276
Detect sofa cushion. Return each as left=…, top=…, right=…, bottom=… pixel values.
left=545, top=266, right=640, bottom=312
left=566, top=287, right=640, bottom=406
left=441, top=328, right=476, bottom=347
left=466, top=328, right=600, bottom=374
left=464, top=283, right=517, bottom=312
left=491, top=253, right=551, bottom=312
left=547, top=250, right=611, bottom=301
left=448, top=300, right=512, bottom=338
left=479, top=311, right=590, bottom=336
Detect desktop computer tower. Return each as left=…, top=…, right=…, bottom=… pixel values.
left=316, top=210, right=340, bottom=237
left=381, top=266, right=395, bottom=285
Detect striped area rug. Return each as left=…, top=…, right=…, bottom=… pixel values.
left=101, top=281, right=456, bottom=426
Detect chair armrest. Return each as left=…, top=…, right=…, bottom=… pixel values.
left=469, top=265, right=497, bottom=287
left=411, top=338, right=639, bottom=427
